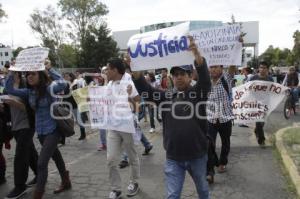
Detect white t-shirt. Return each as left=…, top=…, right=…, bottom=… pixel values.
left=107, top=72, right=139, bottom=98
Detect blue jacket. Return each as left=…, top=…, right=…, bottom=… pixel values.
left=5, top=68, right=67, bottom=135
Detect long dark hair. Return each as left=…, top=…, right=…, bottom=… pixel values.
left=26, top=71, right=52, bottom=99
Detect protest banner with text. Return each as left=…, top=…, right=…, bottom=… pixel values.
left=88, top=86, right=135, bottom=133
left=232, top=81, right=289, bottom=123
left=9, top=47, right=49, bottom=71
left=127, top=22, right=194, bottom=71
left=190, top=24, right=242, bottom=67
left=72, top=87, right=89, bottom=113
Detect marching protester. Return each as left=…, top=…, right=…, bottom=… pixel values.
left=74, top=70, right=88, bottom=140
left=0, top=100, right=12, bottom=186
left=118, top=64, right=153, bottom=169
left=249, top=61, right=274, bottom=147
left=131, top=37, right=210, bottom=199
left=5, top=59, right=71, bottom=199
left=206, top=65, right=234, bottom=183
left=147, top=72, right=161, bottom=133
left=104, top=58, right=140, bottom=199
left=3, top=72, right=39, bottom=199
left=160, top=68, right=174, bottom=91
left=282, top=66, right=299, bottom=111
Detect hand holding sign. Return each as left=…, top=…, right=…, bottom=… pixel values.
left=188, top=36, right=203, bottom=65
left=9, top=47, right=49, bottom=72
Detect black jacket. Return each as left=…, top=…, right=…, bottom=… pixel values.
left=133, top=59, right=211, bottom=161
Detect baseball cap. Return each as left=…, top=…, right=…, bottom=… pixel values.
left=170, top=65, right=193, bottom=75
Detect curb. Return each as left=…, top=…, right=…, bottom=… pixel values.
left=275, top=127, right=300, bottom=197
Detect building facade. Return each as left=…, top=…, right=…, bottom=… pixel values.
left=0, top=44, right=13, bottom=68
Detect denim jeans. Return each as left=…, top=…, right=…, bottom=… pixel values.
left=165, top=155, right=209, bottom=199
left=36, top=130, right=67, bottom=192
left=99, top=129, right=107, bottom=145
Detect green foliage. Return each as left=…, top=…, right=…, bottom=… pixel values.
left=292, top=30, right=300, bottom=64
left=0, top=4, right=7, bottom=22
left=12, top=47, right=24, bottom=58
left=259, top=45, right=295, bottom=67
left=58, top=0, right=108, bottom=46
left=29, top=1, right=118, bottom=68
left=57, top=44, right=77, bottom=68
left=78, top=23, right=119, bottom=68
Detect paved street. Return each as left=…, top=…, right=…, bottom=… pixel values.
left=0, top=102, right=298, bottom=199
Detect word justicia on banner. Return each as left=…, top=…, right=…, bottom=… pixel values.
left=128, top=33, right=189, bottom=58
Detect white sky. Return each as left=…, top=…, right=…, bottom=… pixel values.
left=0, top=0, right=299, bottom=55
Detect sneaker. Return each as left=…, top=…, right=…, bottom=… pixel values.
left=78, top=136, right=86, bottom=140
left=108, top=190, right=122, bottom=199
left=142, top=145, right=153, bottom=156
left=5, top=187, right=27, bottom=199
left=259, top=141, right=266, bottom=149
left=26, top=177, right=37, bottom=187
left=97, top=144, right=107, bottom=151
left=149, top=128, right=155, bottom=133
left=119, top=160, right=129, bottom=169
left=127, top=182, right=139, bottom=197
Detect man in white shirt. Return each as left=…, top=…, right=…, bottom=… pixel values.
left=105, top=58, right=140, bottom=199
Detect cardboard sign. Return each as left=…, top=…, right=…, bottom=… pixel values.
left=71, top=87, right=89, bottom=113
left=128, top=22, right=194, bottom=71
left=88, top=86, right=135, bottom=133
left=9, top=47, right=49, bottom=71
left=190, top=24, right=242, bottom=67
left=232, top=81, right=289, bottom=123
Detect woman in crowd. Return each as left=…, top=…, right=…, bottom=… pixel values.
left=5, top=60, right=71, bottom=199
left=4, top=72, right=39, bottom=199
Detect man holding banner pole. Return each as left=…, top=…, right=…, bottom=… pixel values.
left=131, top=37, right=210, bottom=199
left=249, top=61, right=274, bottom=147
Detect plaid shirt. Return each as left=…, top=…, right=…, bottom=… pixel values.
left=207, top=74, right=234, bottom=124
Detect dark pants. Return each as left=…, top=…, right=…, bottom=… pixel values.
left=36, top=130, right=67, bottom=192
left=148, top=105, right=162, bottom=128
left=255, top=122, right=265, bottom=144
left=0, top=144, right=5, bottom=180
left=13, top=128, right=38, bottom=189
left=208, top=120, right=232, bottom=170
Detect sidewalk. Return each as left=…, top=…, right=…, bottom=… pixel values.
left=276, top=126, right=300, bottom=198
left=0, top=122, right=296, bottom=199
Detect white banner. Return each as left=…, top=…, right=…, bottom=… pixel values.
left=10, top=47, right=49, bottom=71
left=127, top=22, right=194, bottom=71
left=190, top=24, right=242, bottom=67
left=88, top=86, right=135, bottom=133
left=232, top=81, right=289, bottom=123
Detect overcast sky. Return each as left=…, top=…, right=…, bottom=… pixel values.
left=0, top=0, right=299, bottom=55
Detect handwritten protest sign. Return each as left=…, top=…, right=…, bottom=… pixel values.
left=88, top=86, right=135, bottom=133
left=9, top=47, right=49, bottom=71
left=232, top=81, right=288, bottom=123
left=190, top=24, right=242, bottom=67
left=128, top=22, right=194, bottom=71
left=71, top=87, right=89, bottom=113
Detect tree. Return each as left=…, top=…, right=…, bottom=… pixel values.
left=0, top=4, right=7, bottom=22
left=12, top=47, right=24, bottom=58
left=29, top=5, right=66, bottom=67
left=58, top=0, right=108, bottom=47
left=292, top=30, right=300, bottom=64
left=78, top=23, right=119, bottom=68
left=58, top=44, right=77, bottom=68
